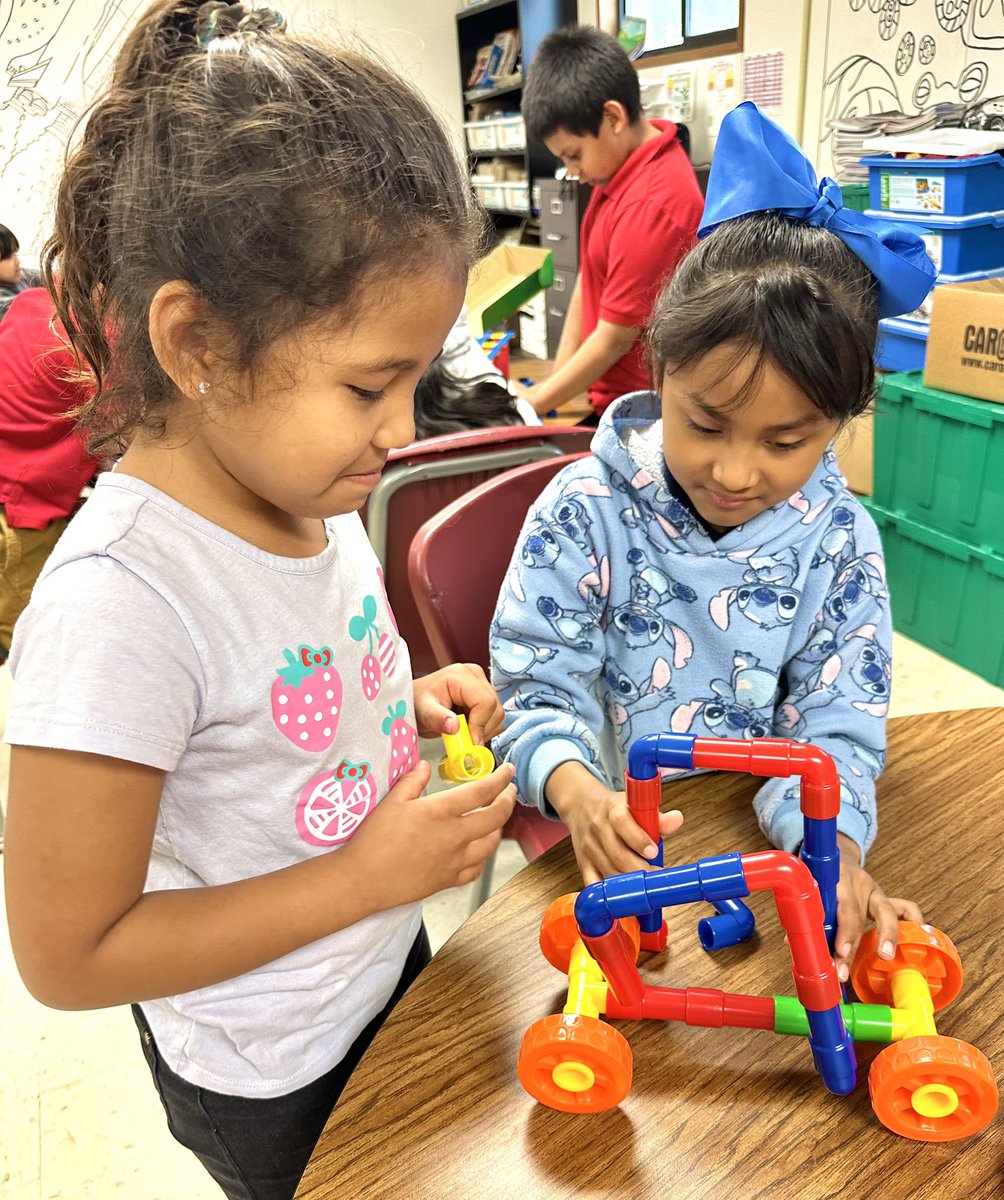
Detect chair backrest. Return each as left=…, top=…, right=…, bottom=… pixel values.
left=366, top=424, right=594, bottom=675
left=408, top=452, right=590, bottom=673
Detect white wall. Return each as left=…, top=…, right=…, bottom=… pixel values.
left=282, top=0, right=463, bottom=132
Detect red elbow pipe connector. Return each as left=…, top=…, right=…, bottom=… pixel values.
left=741, top=850, right=841, bottom=1011
left=691, top=738, right=840, bottom=820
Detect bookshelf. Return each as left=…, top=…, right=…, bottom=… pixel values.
left=457, top=0, right=578, bottom=237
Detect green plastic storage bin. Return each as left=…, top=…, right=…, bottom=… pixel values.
left=841, top=183, right=870, bottom=213
left=864, top=499, right=1004, bottom=687
left=874, top=372, right=1004, bottom=555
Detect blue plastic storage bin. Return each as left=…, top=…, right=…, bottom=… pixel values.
left=897, top=264, right=1004, bottom=324
left=864, top=208, right=1004, bottom=276
left=876, top=318, right=927, bottom=372
left=864, top=153, right=1004, bottom=216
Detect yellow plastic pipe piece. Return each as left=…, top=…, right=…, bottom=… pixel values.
left=563, top=941, right=609, bottom=1021
left=890, top=967, right=939, bottom=1040
left=438, top=713, right=495, bottom=782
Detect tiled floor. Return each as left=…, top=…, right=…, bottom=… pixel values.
left=2, top=635, right=1002, bottom=1198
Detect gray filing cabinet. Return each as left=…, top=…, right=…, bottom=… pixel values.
left=537, top=178, right=591, bottom=357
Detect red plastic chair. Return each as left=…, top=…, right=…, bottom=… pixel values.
left=364, top=424, right=594, bottom=676
left=409, top=453, right=590, bottom=906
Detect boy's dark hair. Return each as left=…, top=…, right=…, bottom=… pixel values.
left=44, top=0, right=486, bottom=452
left=0, top=225, right=19, bottom=260
left=413, top=353, right=522, bottom=441
left=647, top=213, right=880, bottom=424
left=522, top=24, right=641, bottom=143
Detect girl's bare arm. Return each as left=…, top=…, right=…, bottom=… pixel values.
left=5, top=745, right=514, bottom=1009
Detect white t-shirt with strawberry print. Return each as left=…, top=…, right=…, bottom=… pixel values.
left=6, top=472, right=423, bottom=1099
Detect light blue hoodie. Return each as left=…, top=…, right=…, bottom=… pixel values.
left=491, top=390, right=891, bottom=859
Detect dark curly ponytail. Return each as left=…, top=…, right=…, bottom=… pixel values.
left=44, top=0, right=486, bottom=452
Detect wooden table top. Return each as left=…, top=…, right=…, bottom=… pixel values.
left=298, top=709, right=1004, bottom=1200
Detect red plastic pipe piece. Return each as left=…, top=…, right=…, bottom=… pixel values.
left=638, top=926, right=668, bottom=953
left=606, top=986, right=775, bottom=1029
left=740, top=850, right=841, bottom=1012
left=691, top=738, right=840, bottom=820
left=625, top=769, right=662, bottom=844
left=581, top=924, right=646, bottom=1006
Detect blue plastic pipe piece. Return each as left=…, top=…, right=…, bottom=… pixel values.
left=639, top=837, right=665, bottom=936
left=627, top=732, right=696, bottom=779
left=806, top=1005, right=858, bottom=1095
left=801, top=815, right=839, bottom=954
left=575, top=854, right=750, bottom=938
left=697, top=897, right=756, bottom=951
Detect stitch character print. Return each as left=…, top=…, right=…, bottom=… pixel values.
left=271, top=644, right=343, bottom=750
left=349, top=595, right=397, bottom=701
left=296, top=758, right=378, bottom=847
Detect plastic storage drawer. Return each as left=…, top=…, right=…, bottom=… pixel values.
left=863, top=500, right=1004, bottom=688
left=874, top=372, right=1004, bottom=554
left=464, top=121, right=498, bottom=153
left=864, top=153, right=1004, bottom=216
left=876, top=319, right=927, bottom=372
left=495, top=116, right=526, bottom=151
left=500, top=180, right=529, bottom=211
left=865, top=208, right=1004, bottom=276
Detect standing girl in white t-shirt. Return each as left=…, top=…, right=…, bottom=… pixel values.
left=3, top=3, right=515, bottom=1197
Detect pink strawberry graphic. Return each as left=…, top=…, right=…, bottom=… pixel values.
left=350, top=595, right=397, bottom=701
left=271, top=644, right=342, bottom=751
left=296, top=758, right=377, bottom=846
left=382, top=701, right=418, bottom=787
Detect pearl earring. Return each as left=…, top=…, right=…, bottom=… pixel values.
left=197, top=380, right=210, bottom=395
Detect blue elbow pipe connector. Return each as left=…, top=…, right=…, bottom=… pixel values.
left=575, top=872, right=653, bottom=937
left=697, top=897, right=756, bottom=951
left=807, top=1006, right=857, bottom=1095
left=627, top=732, right=696, bottom=779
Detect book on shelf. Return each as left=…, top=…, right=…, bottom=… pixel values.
left=467, top=44, right=501, bottom=88
left=466, top=29, right=521, bottom=93
left=493, top=29, right=520, bottom=79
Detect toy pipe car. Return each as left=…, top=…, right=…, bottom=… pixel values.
left=517, top=732, right=998, bottom=1142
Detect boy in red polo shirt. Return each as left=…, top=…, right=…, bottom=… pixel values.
left=0, top=287, right=99, bottom=659
left=517, top=25, right=704, bottom=422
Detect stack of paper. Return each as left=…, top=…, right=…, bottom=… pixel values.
left=827, top=103, right=967, bottom=183
left=861, top=127, right=1004, bottom=158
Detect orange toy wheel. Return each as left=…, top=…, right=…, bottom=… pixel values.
left=869, top=1035, right=998, bottom=1141
left=539, top=893, right=640, bottom=972
left=518, top=1013, right=633, bottom=1112
left=851, top=922, right=963, bottom=1011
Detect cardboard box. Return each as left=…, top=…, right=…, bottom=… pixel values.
left=924, top=278, right=1004, bottom=404
left=465, top=245, right=554, bottom=337
left=835, top=411, right=873, bottom=496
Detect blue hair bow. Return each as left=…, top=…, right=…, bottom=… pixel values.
left=698, top=102, right=937, bottom=320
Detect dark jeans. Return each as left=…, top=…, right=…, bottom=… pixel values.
left=133, top=926, right=431, bottom=1200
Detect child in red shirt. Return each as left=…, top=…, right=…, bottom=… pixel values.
left=0, top=287, right=99, bottom=656
left=517, top=25, right=705, bottom=421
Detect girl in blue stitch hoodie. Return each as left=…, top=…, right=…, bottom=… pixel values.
left=492, top=206, right=930, bottom=981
